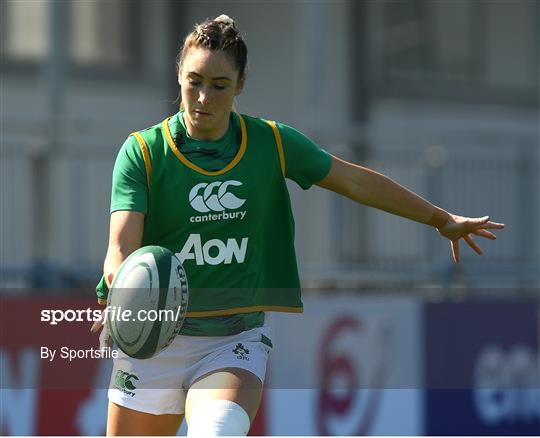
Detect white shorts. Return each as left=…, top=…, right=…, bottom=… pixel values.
left=107, top=318, right=273, bottom=415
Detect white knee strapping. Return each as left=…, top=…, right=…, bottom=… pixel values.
left=187, top=399, right=251, bottom=436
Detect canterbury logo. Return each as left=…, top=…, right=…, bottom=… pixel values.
left=189, top=180, right=246, bottom=213
left=114, top=370, right=139, bottom=391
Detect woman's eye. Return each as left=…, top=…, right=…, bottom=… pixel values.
left=188, top=81, right=200, bottom=86
left=214, top=85, right=226, bottom=90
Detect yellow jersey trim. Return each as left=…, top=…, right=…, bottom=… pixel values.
left=131, top=131, right=152, bottom=189
left=266, top=120, right=286, bottom=177
left=186, top=305, right=303, bottom=318
left=97, top=298, right=108, bottom=305
left=162, top=113, right=248, bottom=176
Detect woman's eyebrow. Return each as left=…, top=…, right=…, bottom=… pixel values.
left=188, top=71, right=232, bottom=81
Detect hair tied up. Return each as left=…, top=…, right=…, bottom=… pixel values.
left=177, top=15, right=247, bottom=80
left=214, top=14, right=236, bottom=28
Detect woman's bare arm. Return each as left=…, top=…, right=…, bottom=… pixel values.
left=317, top=155, right=504, bottom=262
left=103, top=210, right=145, bottom=286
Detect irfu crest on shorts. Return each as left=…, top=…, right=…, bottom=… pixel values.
left=232, top=343, right=250, bottom=361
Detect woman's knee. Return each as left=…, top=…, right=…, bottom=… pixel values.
left=185, top=368, right=263, bottom=436
left=187, top=399, right=251, bottom=436
left=186, top=368, right=263, bottom=422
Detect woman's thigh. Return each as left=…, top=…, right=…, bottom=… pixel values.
left=107, top=402, right=184, bottom=436
left=185, top=367, right=263, bottom=423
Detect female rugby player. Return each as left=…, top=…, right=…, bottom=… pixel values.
left=91, top=15, right=504, bottom=436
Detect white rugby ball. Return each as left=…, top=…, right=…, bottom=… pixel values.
left=107, top=246, right=189, bottom=359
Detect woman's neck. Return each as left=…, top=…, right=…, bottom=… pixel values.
left=182, top=111, right=231, bottom=141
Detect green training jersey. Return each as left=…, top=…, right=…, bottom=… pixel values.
left=98, top=111, right=331, bottom=335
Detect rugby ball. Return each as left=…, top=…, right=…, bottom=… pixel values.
left=107, top=246, right=189, bottom=359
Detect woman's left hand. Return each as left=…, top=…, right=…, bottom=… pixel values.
left=437, top=214, right=505, bottom=263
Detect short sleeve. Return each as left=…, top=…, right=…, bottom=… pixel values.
left=275, top=122, right=332, bottom=190
left=110, top=136, right=148, bottom=214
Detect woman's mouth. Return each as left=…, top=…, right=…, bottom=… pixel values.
left=194, top=110, right=211, bottom=116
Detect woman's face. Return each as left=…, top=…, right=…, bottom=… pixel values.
left=179, top=47, right=244, bottom=141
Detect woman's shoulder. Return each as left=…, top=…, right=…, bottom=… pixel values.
left=115, top=117, right=171, bottom=162
left=238, top=112, right=267, bottom=126
left=132, top=116, right=170, bottom=139
left=124, top=115, right=178, bottom=153
left=238, top=113, right=295, bottom=134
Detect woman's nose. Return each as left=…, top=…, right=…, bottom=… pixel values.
left=198, top=87, right=211, bottom=105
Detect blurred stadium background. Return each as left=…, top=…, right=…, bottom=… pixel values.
left=1, top=0, right=539, bottom=435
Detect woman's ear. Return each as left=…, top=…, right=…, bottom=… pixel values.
left=235, top=75, right=245, bottom=96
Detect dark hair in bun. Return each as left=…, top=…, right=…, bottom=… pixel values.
left=177, top=14, right=248, bottom=80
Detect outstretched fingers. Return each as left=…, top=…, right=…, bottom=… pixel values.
left=445, top=216, right=504, bottom=263
left=90, top=309, right=105, bottom=333
left=471, top=217, right=505, bottom=231
left=481, top=221, right=505, bottom=230
left=472, top=219, right=504, bottom=240
left=473, top=229, right=497, bottom=240
left=451, top=240, right=460, bottom=263
left=469, top=216, right=490, bottom=226
left=464, top=234, right=483, bottom=255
